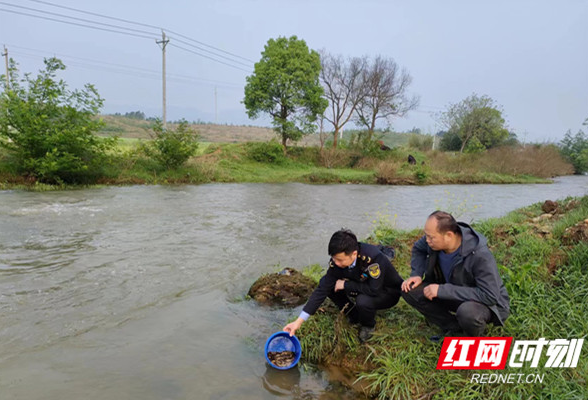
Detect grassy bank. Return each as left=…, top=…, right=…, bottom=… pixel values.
left=296, top=196, right=588, bottom=399
left=2, top=138, right=570, bottom=190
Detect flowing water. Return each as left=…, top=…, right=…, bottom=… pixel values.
left=0, top=176, right=586, bottom=399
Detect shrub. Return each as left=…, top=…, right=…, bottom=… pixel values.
left=246, top=140, right=286, bottom=163
left=408, top=134, right=434, bottom=151
left=560, top=129, right=588, bottom=174
left=143, top=119, right=199, bottom=169
left=0, top=57, right=115, bottom=184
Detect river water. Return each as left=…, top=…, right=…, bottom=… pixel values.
left=0, top=176, right=586, bottom=399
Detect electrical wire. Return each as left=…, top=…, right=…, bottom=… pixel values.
left=169, top=43, right=252, bottom=73
left=8, top=47, right=243, bottom=88
left=23, top=0, right=254, bottom=65
left=0, top=8, right=157, bottom=40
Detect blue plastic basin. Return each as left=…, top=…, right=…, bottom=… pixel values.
left=264, top=331, right=301, bottom=370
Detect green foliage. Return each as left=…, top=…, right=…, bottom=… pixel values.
left=439, top=94, right=510, bottom=153
left=408, top=133, right=434, bottom=151
left=243, top=36, right=328, bottom=148
left=464, top=135, right=486, bottom=153
left=0, top=57, right=114, bottom=184
left=559, top=129, right=588, bottom=174
left=348, top=131, right=384, bottom=157
left=439, top=130, right=462, bottom=151
left=245, top=140, right=286, bottom=164
left=413, top=163, right=430, bottom=183
left=299, top=196, right=588, bottom=400
left=142, top=119, right=199, bottom=169
left=302, top=263, right=325, bottom=283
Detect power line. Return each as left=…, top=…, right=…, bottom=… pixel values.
left=168, top=36, right=252, bottom=68
left=22, top=0, right=254, bottom=65
left=25, top=0, right=162, bottom=30
left=0, top=8, right=157, bottom=40
left=8, top=47, right=243, bottom=88
left=169, top=43, right=252, bottom=73
left=0, top=2, right=158, bottom=37
left=2, top=5, right=253, bottom=72
left=165, top=29, right=255, bottom=64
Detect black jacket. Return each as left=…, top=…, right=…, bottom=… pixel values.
left=302, top=242, right=403, bottom=316
left=410, top=222, right=510, bottom=325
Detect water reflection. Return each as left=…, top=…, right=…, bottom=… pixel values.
left=262, top=364, right=301, bottom=396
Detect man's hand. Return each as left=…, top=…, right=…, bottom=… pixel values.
left=423, top=284, right=439, bottom=300
left=401, top=276, right=423, bottom=292
left=283, top=317, right=304, bottom=337
left=334, top=279, right=346, bottom=292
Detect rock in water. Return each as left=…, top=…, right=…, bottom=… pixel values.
left=248, top=268, right=317, bottom=307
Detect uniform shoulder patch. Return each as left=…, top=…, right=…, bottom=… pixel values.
left=368, top=263, right=381, bottom=279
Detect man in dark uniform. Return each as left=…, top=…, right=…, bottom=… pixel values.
left=283, top=229, right=403, bottom=342
left=402, top=211, right=510, bottom=341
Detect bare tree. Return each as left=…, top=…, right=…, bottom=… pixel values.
left=356, top=56, right=419, bottom=140
left=320, top=51, right=367, bottom=148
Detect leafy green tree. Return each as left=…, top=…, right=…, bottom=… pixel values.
left=560, top=128, right=588, bottom=174
left=244, top=36, right=327, bottom=150
left=0, top=57, right=114, bottom=184
left=439, top=130, right=462, bottom=151
left=439, top=94, right=509, bottom=153
left=143, top=119, right=199, bottom=169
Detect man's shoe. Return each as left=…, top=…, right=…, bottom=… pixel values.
left=347, top=314, right=360, bottom=326
left=429, top=329, right=461, bottom=343
left=359, top=326, right=375, bottom=343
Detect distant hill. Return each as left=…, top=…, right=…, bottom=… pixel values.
left=98, top=115, right=418, bottom=147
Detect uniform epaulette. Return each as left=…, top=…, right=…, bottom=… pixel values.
left=359, top=255, right=371, bottom=263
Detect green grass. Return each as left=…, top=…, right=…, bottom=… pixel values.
left=297, top=196, right=588, bottom=399
left=0, top=137, right=569, bottom=188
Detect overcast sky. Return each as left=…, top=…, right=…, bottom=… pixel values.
left=1, top=0, right=586, bottom=142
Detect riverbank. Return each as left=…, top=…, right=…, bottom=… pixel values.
left=0, top=140, right=572, bottom=190
left=295, top=196, right=588, bottom=399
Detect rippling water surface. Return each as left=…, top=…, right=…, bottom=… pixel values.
left=0, top=177, right=586, bottom=399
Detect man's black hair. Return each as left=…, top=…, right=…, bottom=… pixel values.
left=328, top=229, right=359, bottom=256
left=428, top=210, right=461, bottom=235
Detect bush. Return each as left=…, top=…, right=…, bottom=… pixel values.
left=439, top=130, right=462, bottom=151
left=0, top=57, right=115, bottom=184
left=142, top=119, right=199, bottom=169
left=246, top=140, right=286, bottom=163
left=408, top=134, right=434, bottom=151
left=560, top=129, right=588, bottom=174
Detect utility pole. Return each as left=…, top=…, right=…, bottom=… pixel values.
left=156, top=31, right=169, bottom=129
left=214, top=86, right=218, bottom=124
left=2, top=45, right=9, bottom=89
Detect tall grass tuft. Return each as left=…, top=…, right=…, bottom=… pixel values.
left=298, top=195, right=588, bottom=399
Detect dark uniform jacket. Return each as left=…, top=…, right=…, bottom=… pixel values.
left=410, top=222, right=510, bottom=325
left=302, top=242, right=403, bottom=316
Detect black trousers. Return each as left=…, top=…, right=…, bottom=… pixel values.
left=328, top=288, right=401, bottom=328
left=402, top=284, right=493, bottom=336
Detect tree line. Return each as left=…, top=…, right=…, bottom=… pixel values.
left=0, top=36, right=586, bottom=184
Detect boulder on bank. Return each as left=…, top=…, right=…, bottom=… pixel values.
left=561, top=219, right=588, bottom=245
left=542, top=200, right=558, bottom=214
left=248, top=268, right=317, bottom=307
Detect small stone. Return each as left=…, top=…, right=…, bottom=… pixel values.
left=542, top=200, right=558, bottom=214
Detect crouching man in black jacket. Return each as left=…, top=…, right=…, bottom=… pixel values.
left=402, top=211, right=510, bottom=341
left=284, top=229, right=403, bottom=343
